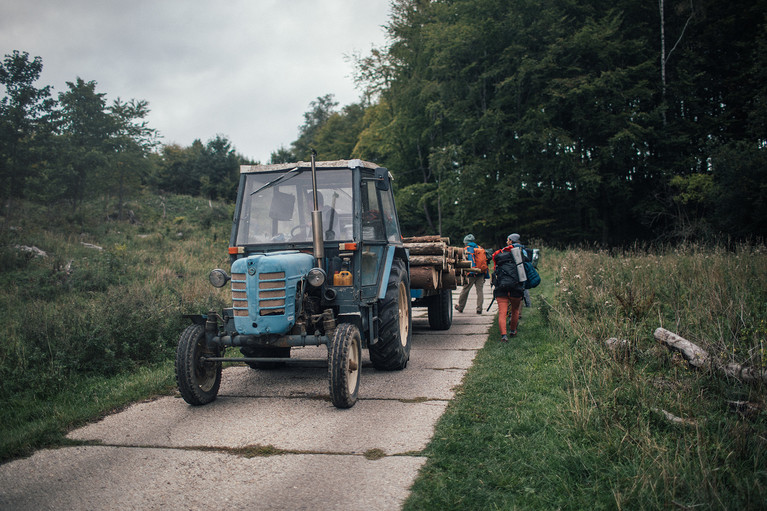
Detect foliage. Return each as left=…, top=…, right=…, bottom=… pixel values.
left=341, top=0, right=767, bottom=247
left=0, top=193, right=232, bottom=404
left=148, top=136, right=242, bottom=200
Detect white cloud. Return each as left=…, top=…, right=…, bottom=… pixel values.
left=1, top=0, right=391, bottom=163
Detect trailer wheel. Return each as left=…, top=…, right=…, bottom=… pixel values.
left=328, top=323, right=361, bottom=408
left=175, top=324, right=221, bottom=405
left=371, top=259, right=411, bottom=370
left=240, top=346, right=290, bottom=369
left=428, top=288, right=453, bottom=330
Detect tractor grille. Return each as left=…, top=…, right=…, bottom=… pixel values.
left=231, top=273, right=248, bottom=316
left=258, top=272, right=286, bottom=316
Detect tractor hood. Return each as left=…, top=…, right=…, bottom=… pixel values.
left=230, top=251, right=315, bottom=336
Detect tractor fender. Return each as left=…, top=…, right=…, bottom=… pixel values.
left=182, top=314, right=207, bottom=326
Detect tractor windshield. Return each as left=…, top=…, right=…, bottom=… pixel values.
left=235, top=169, right=354, bottom=245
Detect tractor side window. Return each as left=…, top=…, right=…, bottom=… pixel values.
left=379, top=189, right=401, bottom=242
left=361, top=180, right=385, bottom=241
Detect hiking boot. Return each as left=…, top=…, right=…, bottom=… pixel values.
left=500, top=334, right=508, bottom=343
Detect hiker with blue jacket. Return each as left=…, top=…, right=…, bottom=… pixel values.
left=455, top=234, right=489, bottom=314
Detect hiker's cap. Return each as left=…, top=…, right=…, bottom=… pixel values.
left=463, top=234, right=475, bottom=244
left=508, top=233, right=521, bottom=243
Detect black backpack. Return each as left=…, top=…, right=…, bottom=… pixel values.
left=493, top=249, right=524, bottom=293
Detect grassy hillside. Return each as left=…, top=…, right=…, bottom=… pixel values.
left=0, top=193, right=234, bottom=461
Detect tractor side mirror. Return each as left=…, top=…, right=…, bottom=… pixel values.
left=374, top=167, right=390, bottom=191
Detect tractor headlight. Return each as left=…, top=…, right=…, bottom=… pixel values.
left=209, top=268, right=230, bottom=288
left=306, top=267, right=326, bottom=287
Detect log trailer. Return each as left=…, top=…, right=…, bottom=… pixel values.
left=175, top=158, right=467, bottom=409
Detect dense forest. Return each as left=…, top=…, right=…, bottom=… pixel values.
left=3, top=0, right=766, bottom=247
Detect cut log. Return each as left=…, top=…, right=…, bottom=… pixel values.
left=410, top=266, right=439, bottom=290
left=653, top=328, right=709, bottom=368
left=404, top=242, right=446, bottom=255
left=409, top=255, right=446, bottom=267
left=403, top=235, right=450, bottom=244
left=441, top=270, right=457, bottom=290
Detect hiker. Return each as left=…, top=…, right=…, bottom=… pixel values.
left=508, top=233, right=532, bottom=308
left=491, top=234, right=526, bottom=342
left=455, top=234, right=489, bottom=314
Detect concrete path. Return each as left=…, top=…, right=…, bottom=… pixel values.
left=0, top=283, right=496, bottom=510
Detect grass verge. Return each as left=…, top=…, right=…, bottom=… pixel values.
left=0, top=361, right=176, bottom=463
left=405, top=247, right=767, bottom=510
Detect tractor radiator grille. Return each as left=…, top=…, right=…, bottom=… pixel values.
left=258, top=272, right=286, bottom=316
left=231, top=273, right=248, bottom=316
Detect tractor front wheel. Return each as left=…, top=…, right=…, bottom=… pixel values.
left=175, top=324, right=222, bottom=405
left=328, top=323, right=361, bottom=408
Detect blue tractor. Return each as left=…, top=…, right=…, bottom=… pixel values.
left=175, top=157, right=443, bottom=408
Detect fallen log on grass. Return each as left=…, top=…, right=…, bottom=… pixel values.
left=653, top=328, right=709, bottom=368
left=651, top=407, right=699, bottom=426
left=720, top=363, right=767, bottom=384
left=654, top=327, right=767, bottom=384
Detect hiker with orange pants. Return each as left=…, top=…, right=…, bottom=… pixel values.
left=491, top=234, right=527, bottom=342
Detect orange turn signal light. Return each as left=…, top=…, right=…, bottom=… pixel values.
left=338, top=242, right=358, bottom=251
left=228, top=246, right=244, bottom=255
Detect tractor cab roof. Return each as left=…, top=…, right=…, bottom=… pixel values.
left=240, top=159, right=382, bottom=174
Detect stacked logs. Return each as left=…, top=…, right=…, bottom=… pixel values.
left=403, top=235, right=471, bottom=290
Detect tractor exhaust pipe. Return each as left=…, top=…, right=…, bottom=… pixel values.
left=310, top=149, right=325, bottom=266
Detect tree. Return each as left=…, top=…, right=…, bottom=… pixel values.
left=149, top=136, right=241, bottom=200
left=0, top=51, right=56, bottom=207
left=56, top=77, right=114, bottom=210
left=290, top=94, right=339, bottom=160
left=269, top=146, right=294, bottom=164
left=197, top=135, right=240, bottom=201
left=108, top=98, right=159, bottom=220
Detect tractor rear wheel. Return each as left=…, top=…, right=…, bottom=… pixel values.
left=175, top=324, right=221, bottom=405
left=370, top=258, right=411, bottom=370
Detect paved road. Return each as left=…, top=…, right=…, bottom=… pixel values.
left=0, top=283, right=496, bottom=510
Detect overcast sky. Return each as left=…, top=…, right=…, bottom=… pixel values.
left=1, top=0, right=391, bottom=163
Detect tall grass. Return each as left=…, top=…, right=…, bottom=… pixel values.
left=406, top=244, right=766, bottom=510
left=545, top=244, right=767, bottom=508
left=0, top=193, right=233, bottom=460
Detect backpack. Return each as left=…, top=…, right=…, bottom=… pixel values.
left=523, top=261, right=541, bottom=289
left=492, top=249, right=524, bottom=293
left=472, top=246, right=488, bottom=273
